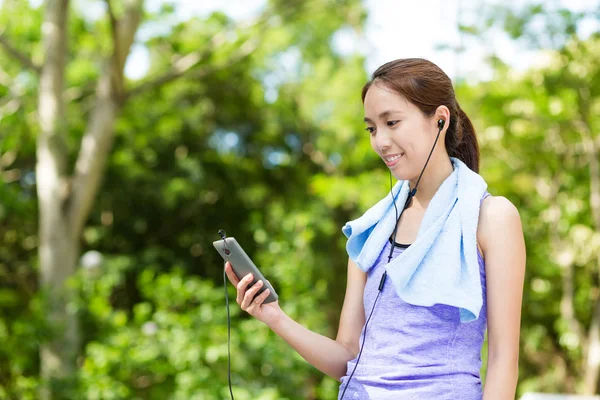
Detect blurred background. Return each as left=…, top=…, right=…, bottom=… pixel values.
left=0, top=0, right=599, bottom=399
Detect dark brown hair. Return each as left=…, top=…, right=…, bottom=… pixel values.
left=361, top=58, right=479, bottom=172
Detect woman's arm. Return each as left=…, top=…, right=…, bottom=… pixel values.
left=225, top=257, right=367, bottom=381
left=478, top=196, right=526, bottom=400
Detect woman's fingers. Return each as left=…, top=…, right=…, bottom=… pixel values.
left=246, top=288, right=271, bottom=314
left=224, top=262, right=240, bottom=286
left=225, top=263, right=273, bottom=316
left=255, top=288, right=271, bottom=306
left=241, top=280, right=263, bottom=310
left=236, top=273, right=254, bottom=305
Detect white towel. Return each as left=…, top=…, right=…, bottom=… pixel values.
left=342, top=157, right=488, bottom=322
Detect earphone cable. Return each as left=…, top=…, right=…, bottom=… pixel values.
left=413, top=124, right=443, bottom=193
left=340, top=171, right=398, bottom=399
left=340, top=124, right=444, bottom=397
left=338, top=281, right=384, bottom=399
left=224, top=267, right=235, bottom=400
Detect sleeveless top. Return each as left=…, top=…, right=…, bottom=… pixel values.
left=338, top=193, right=491, bottom=400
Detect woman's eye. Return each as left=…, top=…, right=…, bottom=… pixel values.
left=365, top=127, right=375, bottom=134
left=387, top=120, right=400, bottom=127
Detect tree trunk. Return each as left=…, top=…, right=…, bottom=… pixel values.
left=578, top=87, right=600, bottom=395
left=38, top=221, right=79, bottom=398
left=584, top=298, right=600, bottom=395
left=36, top=0, right=73, bottom=398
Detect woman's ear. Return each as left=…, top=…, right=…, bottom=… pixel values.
left=434, top=105, right=451, bottom=131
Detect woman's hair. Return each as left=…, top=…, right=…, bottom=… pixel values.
left=361, top=58, right=480, bottom=172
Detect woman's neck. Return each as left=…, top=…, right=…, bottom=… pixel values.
left=408, top=156, right=454, bottom=210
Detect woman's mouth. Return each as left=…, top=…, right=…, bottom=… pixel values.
left=383, top=153, right=404, bottom=167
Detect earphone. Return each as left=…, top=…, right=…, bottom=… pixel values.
left=339, top=118, right=446, bottom=398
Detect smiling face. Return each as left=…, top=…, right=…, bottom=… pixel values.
left=363, top=82, right=446, bottom=181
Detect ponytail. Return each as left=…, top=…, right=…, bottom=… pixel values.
left=446, top=103, right=480, bottom=173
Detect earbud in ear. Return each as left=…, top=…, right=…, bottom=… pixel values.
left=437, top=119, right=445, bottom=130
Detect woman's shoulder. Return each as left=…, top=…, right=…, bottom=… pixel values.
left=479, top=195, right=520, bottom=224
left=477, top=194, right=523, bottom=257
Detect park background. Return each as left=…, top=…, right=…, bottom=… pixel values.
left=1, top=0, right=599, bottom=398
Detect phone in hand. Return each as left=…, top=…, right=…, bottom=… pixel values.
left=213, top=237, right=279, bottom=304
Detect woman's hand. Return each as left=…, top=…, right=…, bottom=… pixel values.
left=224, top=261, right=283, bottom=328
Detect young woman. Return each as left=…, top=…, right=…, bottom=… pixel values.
left=225, top=58, right=526, bottom=400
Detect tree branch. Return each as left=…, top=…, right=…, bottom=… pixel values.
left=104, top=0, right=123, bottom=94
left=126, top=31, right=226, bottom=98
left=68, top=0, right=144, bottom=236
left=116, top=0, right=143, bottom=72
left=128, top=36, right=260, bottom=99
left=575, top=87, right=600, bottom=231
left=104, top=0, right=119, bottom=48
left=0, top=32, right=41, bottom=74
left=0, top=66, right=24, bottom=114
left=125, top=9, right=274, bottom=99
left=68, top=0, right=279, bottom=231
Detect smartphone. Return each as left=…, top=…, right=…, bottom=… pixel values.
left=213, top=237, right=279, bottom=304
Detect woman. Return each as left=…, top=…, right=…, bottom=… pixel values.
left=225, top=58, right=526, bottom=399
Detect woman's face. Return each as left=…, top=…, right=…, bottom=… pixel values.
left=363, top=83, right=440, bottom=181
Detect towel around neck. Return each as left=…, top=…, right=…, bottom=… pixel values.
left=341, top=157, right=488, bottom=323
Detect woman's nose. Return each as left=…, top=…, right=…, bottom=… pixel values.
left=375, top=130, right=392, bottom=151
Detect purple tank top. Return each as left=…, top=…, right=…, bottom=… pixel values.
left=339, top=194, right=490, bottom=400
